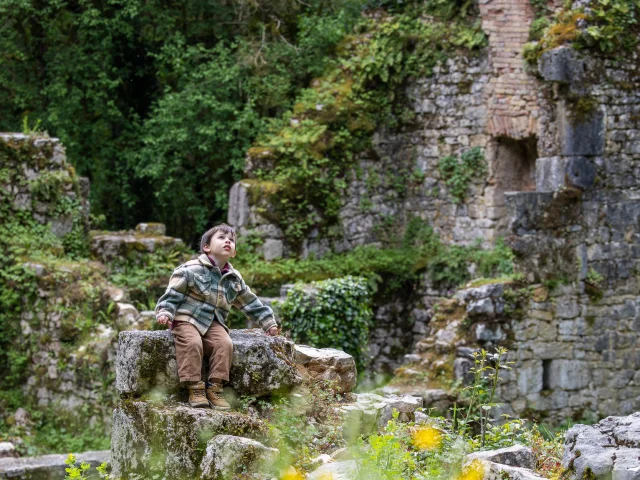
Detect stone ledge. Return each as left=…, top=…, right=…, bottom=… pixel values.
left=0, top=451, right=109, bottom=480
left=116, top=329, right=302, bottom=398
left=110, top=402, right=266, bottom=480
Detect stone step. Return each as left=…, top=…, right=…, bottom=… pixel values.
left=116, top=329, right=302, bottom=398
left=110, top=402, right=266, bottom=479
left=0, top=451, right=109, bottom=480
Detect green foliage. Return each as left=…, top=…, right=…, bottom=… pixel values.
left=585, top=267, right=604, bottom=286
left=437, top=147, right=486, bottom=203
left=455, top=348, right=513, bottom=446
left=239, top=231, right=514, bottom=300
left=262, top=381, right=345, bottom=473
left=0, top=0, right=370, bottom=243
left=523, top=1, right=640, bottom=65
left=281, top=276, right=373, bottom=370
left=64, top=453, right=110, bottom=480
left=251, top=7, right=486, bottom=248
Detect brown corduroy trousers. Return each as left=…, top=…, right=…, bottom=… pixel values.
left=171, top=320, right=233, bottom=383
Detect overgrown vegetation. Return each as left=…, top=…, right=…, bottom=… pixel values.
left=437, top=147, right=486, bottom=203
left=523, top=0, right=640, bottom=65
left=251, top=4, right=486, bottom=248
left=281, top=276, right=373, bottom=370
left=0, top=0, right=486, bottom=246
left=236, top=219, right=514, bottom=296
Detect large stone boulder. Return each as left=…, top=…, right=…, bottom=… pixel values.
left=0, top=451, right=109, bottom=480
left=306, top=460, right=359, bottom=480
left=199, top=435, right=278, bottom=480
left=110, top=402, right=266, bottom=480
left=294, top=345, right=357, bottom=393
left=464, top=445, right=536, bottom=470
left=562, top=412, right=640, bottom=479
left=341, top=393, right=422, bottom=441
left=116, top=329, right=302, bottom=398
left=229, top=330, right=302, bottom=397
left=90, top=224, right=184, bottom=263
left=116, top=330, right=179, bottom=397
left=478, top=462, right=547, bottom=480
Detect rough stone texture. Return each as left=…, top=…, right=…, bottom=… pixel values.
left=116, top=330, right=180, bottom=397
left=0, top=451, right=109, bottom=480
left=294, top=345, right=357, bottom=393
left=110, top=403, right=266, bottom=480
left=91, top=224, right=185, bottom=263
left=341, top=393, right=422, bottom=441
left=464, top=445, right=535, bottom=470
left=538, top=46, right=586, bottom=84
left=0, top=443, right=15, bottom=459
left=306, top=460, right=359, bottom=480
left=199, top=435, right=278, bottom=480
left=229, top=330, right=302, bottom=397
left=117, top=330, right=302, bottom=398
left=477, top=461, right=548, bottom=480
left=562, top=413, right=640, bottom=479
left=0, top=133, right=90, bottom=237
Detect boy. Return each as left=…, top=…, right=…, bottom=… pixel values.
left=155, top=224, right=279, bottom=409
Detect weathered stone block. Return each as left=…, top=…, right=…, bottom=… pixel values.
left=294, top=345, right=357, bottom=393
left=230, top=330, right=302, bottom=397
left=464, top=444, right=535, bottom=469
left=536, top=156, right=596, bottom=192
left=0, top=451, right=109, bottom=480
left=116, top=330, right=302, bottom=398
left=91, top=231, right=184, bottom=262
left=559, top=104, right=605, bottom=156
left=199, top=435, right=278, bottom=480
left=562, top=413, right=640, bottom=479
left=135, top=223, right=166, bottom=235
left=116, top=330, right=179, bottom=397
left=548, top=360, right=590, bottom=390
left=538, top=47, right=585, bottom=84
left=110, top=402, right=266, bottom=480
left=340, top=393, right=421, bottom=441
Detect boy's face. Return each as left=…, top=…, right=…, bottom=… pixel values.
left=203, top=230, right=236, bottom=260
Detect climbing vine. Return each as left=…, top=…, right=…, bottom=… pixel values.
left=281, top=276, right=373, bottom=370
left=437, top=147, right=486, bottom=203
left=251, top=5, right=487, bottom=249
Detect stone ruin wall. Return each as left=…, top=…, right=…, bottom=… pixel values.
left=402, top=44, right=640, bottom=423
left=496, top=45, right=640, bottom=423
left=228, top=1, right=640, bottom=422
left=2, top=134, right=188, bottom=429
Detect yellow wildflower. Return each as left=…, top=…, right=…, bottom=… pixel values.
left=457, top=459, right=485, bottom=480
left=280, top=466, right=304, bottom=480
left=412, top=425, right=443, bottom=450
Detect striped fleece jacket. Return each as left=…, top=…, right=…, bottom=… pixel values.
left=155, top=254, right=276, bottom=335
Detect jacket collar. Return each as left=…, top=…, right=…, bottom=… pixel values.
left=198, top=254, right=235, bottom=275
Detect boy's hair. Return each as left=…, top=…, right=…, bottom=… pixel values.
left=200, top=224, right=237, bottom=253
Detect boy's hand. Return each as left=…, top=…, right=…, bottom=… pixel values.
left=157, top=315, right=171, bottom=326
left=266, top=326, right=280, bottom=336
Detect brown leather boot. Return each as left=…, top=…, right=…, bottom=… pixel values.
left=206, top=382, right=231, bottom=410
left=186, top=381, right=209, bottom=408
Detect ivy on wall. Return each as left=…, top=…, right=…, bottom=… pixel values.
left=437, top=146, right=486, bottom=203
left=280, top=276, right=373, bottom=370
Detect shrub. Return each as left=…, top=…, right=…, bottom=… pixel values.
left=280, top=276, right=373, bottom=370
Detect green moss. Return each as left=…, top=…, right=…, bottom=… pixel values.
left=248, top=8, right=487, bottom=249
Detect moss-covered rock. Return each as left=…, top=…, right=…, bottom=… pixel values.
left=199, top=435, right=278, bottom=480
left=110, top=402, right=267, bottom=480
left=116, top=329, right=302, bottom=398
left=91, top=225, right=185, bottom=263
